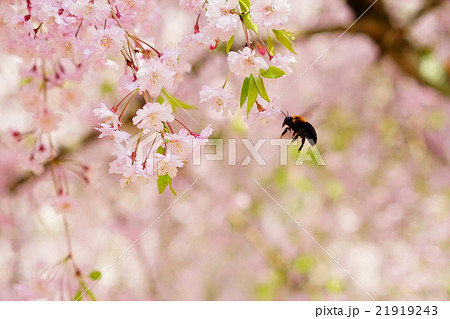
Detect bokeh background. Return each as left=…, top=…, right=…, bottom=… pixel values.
left=0, top=0, right=449, bottom=300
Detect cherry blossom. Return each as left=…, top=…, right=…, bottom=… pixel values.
left=179, top=0, right=204, bottom=12
left=247, top=100, right=281, bottom=126
left=166, top=129, right=195, bottom=161
left=136, top=59, right=176, bottom=97
left=227, top=47, right=269, bottom=77
left=180, top=32, right=216, bottom=49
left=205, top=0, right=240, bottom=41
left=199, top=85, right=236, bottom=113
left=193, top=124, right=214, bottom=147
left=109, top=144, right=132, bottom=175
left=91, top=25, right=126, bottom=57
left=271, top=51, right=296, bottom=75
left=51, top=194, right=77, bottom=214
left=250, top=0, right=292, bottom=29
left=93, top=103, right=121, bottom=129
left=32, top=109, right=62, bottom=133
left=132, top=102, right=174, bottom=131
left=95, top=124, right=131, bottom=143
left=155, top=153, right=185, bottom=178
left=68, top=0, right=111, bottom=23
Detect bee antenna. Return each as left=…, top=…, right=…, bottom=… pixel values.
left=280, top=110, right=287, bottom=117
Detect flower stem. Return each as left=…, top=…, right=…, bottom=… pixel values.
left=222, top=71, right=232, bottom=88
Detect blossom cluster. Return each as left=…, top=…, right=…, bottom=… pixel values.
left=94, top=100, right=212, bottom=189
left=2, top=0, right=213, bottom=193
left=180, top=0, right=297, bottom=124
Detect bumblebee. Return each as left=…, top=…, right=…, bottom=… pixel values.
left=280, top=112, right=317, bottom=151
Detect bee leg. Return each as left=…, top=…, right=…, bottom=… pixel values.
left=291, top=133, right=299, bottom=143
left=280, top=127, right=290, bottom=138
left=298, top=136, right=306, bottom=152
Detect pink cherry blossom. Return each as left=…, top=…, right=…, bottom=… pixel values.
left=192, top=32, right=216, bottom=47
left=132, top=102, right=174, bottom=131
left=193, top=124, right=214, bottom=147
left=109, top=144, right=132, bottom=175
left=166, top=129, right=195, bottom=160
left=30, top=0, right=66, bottom=25
left=155, top=153, right=184, bottom=178
left=93, top=103, right=121, bottom=129
left=199, top=85, right=236, bottom=113
left=95, top=124, right=131, bottom=143
left=205, top=0, right=239, bottom=41
left=179, top=0, right=203, bottom=12
left=247, top=100, right=281, bottom=126
left=120, top=164, right=155, bottom=188
left=118, top=74, right=139, bottom=93
left=91, top=24, right=126, bottom=56
left=136, top=58, right=176, bottom=97
left=227, top=47, right=269, bottom=77
left=160, top=47, right=180, bottom=70
left=250, top=0, right=292, bottom=29
left=197, top=124, right=214, bottom=139
left=32, top=108, right=62, bottom=133
left=51, top=194, right=77, bottom=214
left=53, top=34, right=85, bottom=65
left=68, top=0, right=111, bottom=23
left=271, top=51, right=296, bottom=75
left=180, top=32, right=216, bottom=49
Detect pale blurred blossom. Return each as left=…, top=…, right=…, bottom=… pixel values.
left=250, top=0, right=292, bottom=29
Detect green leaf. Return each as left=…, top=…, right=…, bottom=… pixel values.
left=226, top=35, right=234, bottom=54
left=260, top=66, right=286, bottom=79
left=157, top=174, right=172, bottom=194
left=273, top=29, right=296, bottom=53
left=89, top=271, right=102, bottom=281
left=238, top=0, right=250, bottom=12
left=267, top=35, right=275, bottom=56
left=156, top=95, right=165, bottom=104
left=253, top=76, right=270, bottom=102
left=240, top=77, right=250, bottom=107
left=162, top=89, right=197, bottom=110
left=156, top=146, right=165, bottom=155
left=80, top=281, right=96, bottom=301
left=243, top=14, right=258, bottom=33
left=73, top=290, right=82, bottom=301
left=247, top=74, right=259, bottom=116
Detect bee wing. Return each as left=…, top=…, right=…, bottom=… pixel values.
left=300, top=101, right=321, bottom=119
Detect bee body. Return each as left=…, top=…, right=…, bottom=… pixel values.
left=281, top=115, right=317, bottom=151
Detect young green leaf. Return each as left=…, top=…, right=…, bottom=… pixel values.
left=260, top=66, right=286, bottom=79
left=247, top=75, right=259, bottom=116
left=226, top=35, right=234, bottom=54
left=73, top=290, right=82, bottom=301
left=238, top=0, right=250, bottom=12
left=253, top=76, right=270, bottom=102
left=273, top=29, right=296, bottom=53
left=162, top=89, right=197, bottom=110
left=157, top=174, right=172, bottom=194
left=89, top=271, right=102, bottom=281
left=240, top=76, right=250, bottom=107
left=156, top=95, right=165, bottom=104
left=156, top=146, right=165, bottom=155
left=80, top=281, right=97, bottom=301
left=243, top=14, right=258, bottom=33
left=267, top=34, right=275, bottom=56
